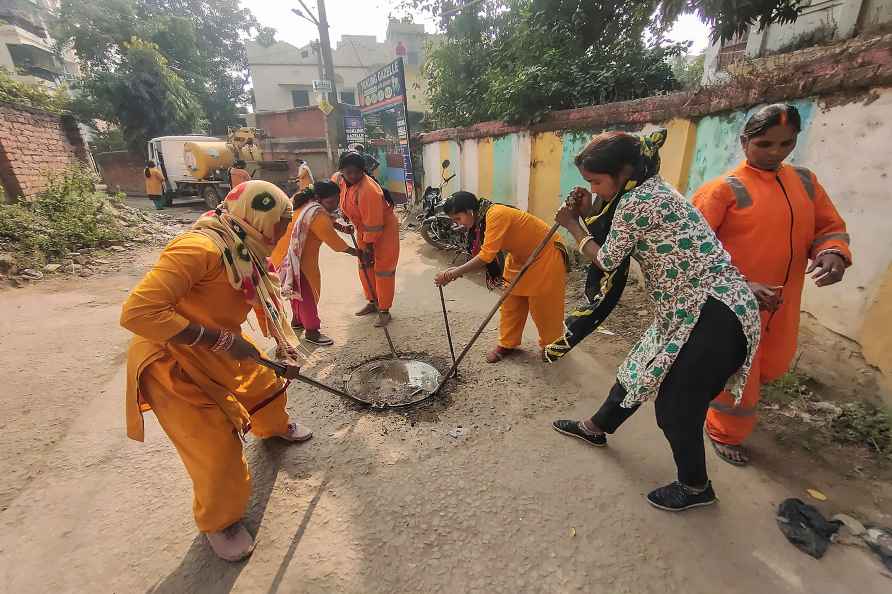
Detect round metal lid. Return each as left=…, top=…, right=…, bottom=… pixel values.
left=345, top=359, right=442, bottom=408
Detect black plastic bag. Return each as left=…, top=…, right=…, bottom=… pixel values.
left=776, top=498, right=842, bottom=559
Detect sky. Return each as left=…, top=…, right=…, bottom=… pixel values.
left=242, top=1, right=711, bottom=54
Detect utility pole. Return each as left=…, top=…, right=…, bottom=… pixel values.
left=293, top=0, right=344, bottom=171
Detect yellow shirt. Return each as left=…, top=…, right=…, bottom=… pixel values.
left=145, top=167, right=165, bottom=195
left=120, top=233, right=283, bottom=441
left=478, top=205, right=566, bottom=296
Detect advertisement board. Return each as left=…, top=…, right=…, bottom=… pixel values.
left=356, top=58, right=414, bottom=204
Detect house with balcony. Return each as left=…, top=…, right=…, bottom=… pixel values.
left=702, top=0, right=892, bottom=84
left=0, top=0, right=78, bottom=87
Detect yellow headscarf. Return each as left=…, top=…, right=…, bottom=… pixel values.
left=191, top=180, right=304, bottom=363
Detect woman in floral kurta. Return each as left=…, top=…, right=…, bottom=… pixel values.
left=552, top=131, right=761, bottom=512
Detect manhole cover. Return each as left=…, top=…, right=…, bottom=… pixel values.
left=345, top=359, right=442, bottom=408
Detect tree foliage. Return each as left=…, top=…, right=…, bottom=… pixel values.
left=53, top=0, right=275, bottom=151
left=411, top=0, right=686, bottom=127
left=0, top=68, right=70, bottom=114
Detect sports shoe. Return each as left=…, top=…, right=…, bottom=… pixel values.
left=304, top=330, right=334, bottom=346
left=206, top=521, right=255, bottom=562
left=355, top=302, right=378, bottom=316
left=646, top=481, right=717, bottom=512
left=374, top=311, right=392, bottom=327
left=552, top=419, right=607, bottom=447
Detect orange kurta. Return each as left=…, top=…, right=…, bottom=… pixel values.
left=478, top=205, right=567, bottom=348
left=121, top=233, right=289, bottom=531
left=145, top=167, right=164, bottom=195
left=269, top=203, right=350, bottom=301
left=336, top=173, right=400, bottom=310
left=229, top=167, right=250, bottom=187
left=298, top=163, right=314, bottom=190
left=693, top=162, right=852, bottom=445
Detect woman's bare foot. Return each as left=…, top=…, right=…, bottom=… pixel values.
left=486, top=345, right=516, bottom=363
left=355, top=302, right=378, bottom=316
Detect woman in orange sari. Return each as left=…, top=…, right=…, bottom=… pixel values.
left=334, top=151, right=400, bottom=327
left=120, top=181, right=307, bottom=562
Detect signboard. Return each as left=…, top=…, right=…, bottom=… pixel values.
left=317, top=97, right=334, bottom=115
left=312, top=79, right=332, bottom=92
left=343, top=107, right=366, bottom=147
left=356, top=58, right=414, bottom=204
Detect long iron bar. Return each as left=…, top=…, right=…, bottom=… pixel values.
left=438, top=285, right=458, bottom=377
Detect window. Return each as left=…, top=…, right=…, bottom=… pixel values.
left=407, top=51, right=419, bottom=66
left=717, top=31, right=748, bottom=71
left=340, top=91, right=356, bottom=105
left=291, top=90, right=310, bottom=107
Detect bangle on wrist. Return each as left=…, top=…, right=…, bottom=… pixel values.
left=188, top=325, right=205, bottom=347
left=578, top=235, right=595, bottom=254
left=211, top=329, right=234, bottom=352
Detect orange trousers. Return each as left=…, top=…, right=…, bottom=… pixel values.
left=706, top=309, right=795, bottom=445
left=357, top=229, right=400, bottom=310
left=140, top=355, right=289, bottom=533
left=499, top=276, right=566, bottom=349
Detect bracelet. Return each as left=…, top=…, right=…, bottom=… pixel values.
left=188, top=325, right=205, bottom=347
left=211, top=329, right=235, bottom=352
left=578, top=235, right=595, bottom=254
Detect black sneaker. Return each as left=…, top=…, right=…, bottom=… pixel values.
left=646, top=481, right=717, bottom=512
left=552, top=420, right=607, bottom=447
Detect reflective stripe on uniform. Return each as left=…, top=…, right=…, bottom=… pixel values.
left=792, top=166, right=815, bottom=200
left=365, top=224, right=385, bottom=232
left=708, top=401, right=757, bottom=417
left=811, top=232, right=851, bottom=252
left=725, top=176, right=752, bottom=208
left=375, top=270, right=396, bottom=278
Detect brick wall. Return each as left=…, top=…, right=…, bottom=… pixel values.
left=254, top=106, right=327, bottom=140
left=0, top=102, right=89, bottom=201
left=94, top=150, right=146, bottom=195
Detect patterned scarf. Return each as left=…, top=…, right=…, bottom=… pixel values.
left=190, top=180, right=304, bottom=363
left=544, top=129, right=667, bottom=362
left=278, top=200, right=324, bottom=302
left=467, top=198, right=509, bottom=290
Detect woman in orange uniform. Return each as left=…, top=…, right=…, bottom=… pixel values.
left=270, top=181, right=359, bottom=346
left=144, top=160, right=167, bottom=209
left=693, top=104, right=852, bottom=466
left=434, top=191, right=568, bottom=363
left=120, top=181, right=308, bottom=562
left=334, top=151, right=400, bottom=328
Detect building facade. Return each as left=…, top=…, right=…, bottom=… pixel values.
left=0, top=0, right=79, bottom=87
left=247, top=18, right=432, bottom=114
left=703, top=0, right=892, bottom=83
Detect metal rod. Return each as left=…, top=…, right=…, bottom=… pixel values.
left=433, top=221, right=562, bottom=394
left=349, top=231, right=400, bottom=359
left=255, top=357, right=353, bottom=399
left=438, top=285, right=457, bottom=376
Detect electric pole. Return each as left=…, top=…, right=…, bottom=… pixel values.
left=293, top=0, right=344, bottom=170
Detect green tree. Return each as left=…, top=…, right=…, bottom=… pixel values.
left=405, top=0, right=805, bottom=128
left=670, top=53, right=705, bottom=91
left=53, top=0, right=274, bottom=149
left=72, top=39, right=204, bottom=153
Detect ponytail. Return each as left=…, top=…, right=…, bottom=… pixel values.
left=292, top=186, right=315, bottom=209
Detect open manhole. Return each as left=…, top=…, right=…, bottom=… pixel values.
left=345, top=358, right=443, bottom=409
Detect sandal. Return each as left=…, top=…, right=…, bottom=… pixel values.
left=277, top=422, right=313, bottom=443
left=486, top=345, right=516, bottom=364
left=708, top=435, right=749, bottom=466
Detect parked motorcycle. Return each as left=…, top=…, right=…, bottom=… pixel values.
left=418, top=160, right=466, bottom=251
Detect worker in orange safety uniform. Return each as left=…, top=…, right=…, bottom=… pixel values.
left=692, top=104, right=852, bottom=466
left=334, top=151, right=400, bottom=328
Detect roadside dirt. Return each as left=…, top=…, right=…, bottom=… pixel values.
left=0, top=209, right=890, bottom=593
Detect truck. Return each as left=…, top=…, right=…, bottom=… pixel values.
left=147, top=127, right=293, bottom=209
